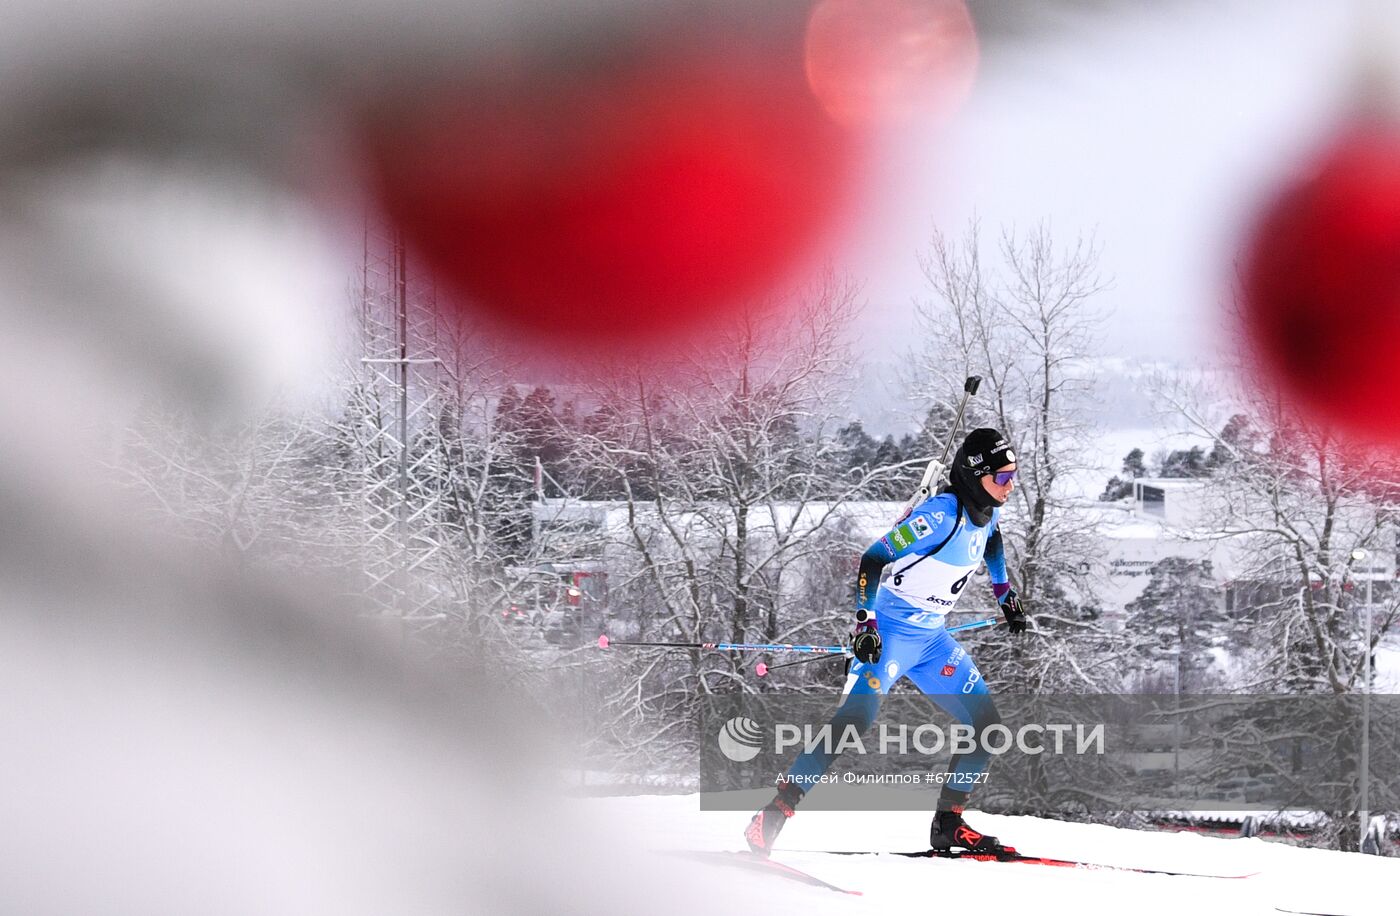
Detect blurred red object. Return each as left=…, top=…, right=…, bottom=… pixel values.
left=362, top=9, right=862, bottom=346
left=804, top=0, right=978, bottom=129
left=1241, top=120, right=1400, bottom=441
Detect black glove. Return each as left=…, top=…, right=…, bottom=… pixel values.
left=852, top=610, right=882, bottom=664
left=998, top=588, right=1029, bottom=635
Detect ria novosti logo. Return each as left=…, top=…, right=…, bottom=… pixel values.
left=712, top=717, right=1105, bottom=762
left=717, top=716, right=764, bottom=762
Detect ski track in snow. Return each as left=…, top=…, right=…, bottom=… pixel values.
left=576, top=794, right=1397, bottom=915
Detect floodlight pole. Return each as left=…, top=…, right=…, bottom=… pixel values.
left=1361, top=565, right=1372, bottom=852
left=1351, top=548, right=1373, bottom=853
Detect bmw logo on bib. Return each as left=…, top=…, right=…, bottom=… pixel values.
left=967, top=530, right=986, bottom=561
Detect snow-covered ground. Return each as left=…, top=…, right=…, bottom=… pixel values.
left=575, top=793, right=1396, bottom=915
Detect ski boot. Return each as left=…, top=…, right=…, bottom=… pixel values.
left=930, top=805, right=1013, bottom=857
left=744, top=778, right=803, bottom=857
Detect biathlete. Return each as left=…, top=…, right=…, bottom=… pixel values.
left=745, top=427, right=1030, bottom=856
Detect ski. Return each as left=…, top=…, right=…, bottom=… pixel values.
left=809, top=847, right=1258, bottom=879
left=669, top=850, right=863, bottom=895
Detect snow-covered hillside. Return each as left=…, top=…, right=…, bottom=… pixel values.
left=578, top=794, right=1395, bottom=916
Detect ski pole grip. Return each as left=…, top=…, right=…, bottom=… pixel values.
left=964, top=376, right=981, bottom=395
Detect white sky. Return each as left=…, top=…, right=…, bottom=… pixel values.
left=843, top=0, right=1361, bottom=367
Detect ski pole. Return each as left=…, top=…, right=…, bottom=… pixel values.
left=597, top=635, right=845, bottom=653
left=598, top=617, right=1000, bottom=659
left=753, top=616, right=1000, bottom=677
left=755, top=652, right=848, bottom=677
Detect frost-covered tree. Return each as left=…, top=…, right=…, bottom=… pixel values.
left=1123, top=557, right=1230, bottom=691
left=1156, top=378, right=1400, bottom=695
left=1153, top=381, right=1400, bottom=849
left=1156, top=445, right=1210, bottom=479
left=910, top=220, right=1116, bottom=692
left=575, top=275, right=899, bottom=665
left=559, top=275, right=922, bottom=776
left=115, top=399, right=326, bottom=571
left=1100, top=447, right=1147, bottom=501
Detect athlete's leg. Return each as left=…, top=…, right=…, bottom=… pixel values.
left=783, top=627, right=924, bottom=792
left=905, top=629, right=1000, bottom=793
left=747, top=614, right=936, bottom=854
left=750, top=627, right=924, bottom=857
left=906, top=630, right=1007, bottom=851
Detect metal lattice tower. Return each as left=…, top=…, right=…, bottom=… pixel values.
left=355, top=221, right=449, bottom=620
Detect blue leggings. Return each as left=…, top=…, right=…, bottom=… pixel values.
left=786, top=613, right=1000, bottom=798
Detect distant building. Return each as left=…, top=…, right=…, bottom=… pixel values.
left=1092, top=477, right=1395, bottom=614
left=529, top=478, right=1395, bottom=618
left=1090, top=478, right=1235, bottom=611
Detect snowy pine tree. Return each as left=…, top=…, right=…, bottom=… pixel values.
left=1123, top=557, right=1229, bottom=692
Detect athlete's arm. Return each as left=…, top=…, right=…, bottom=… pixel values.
left=855, top=546, right=890, bottom=611
left=856, top=502, right=958, bottom=610
left=984, top=525, right=1011, bottom=598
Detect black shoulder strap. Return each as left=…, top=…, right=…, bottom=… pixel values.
left=891, top=500, right=963, bottom=577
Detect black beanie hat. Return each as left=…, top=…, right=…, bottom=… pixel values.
left=947, top=428, right=1016, bottom=525
left=956, top=427, right=1016, bottom=478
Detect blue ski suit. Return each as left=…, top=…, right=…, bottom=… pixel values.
left=786, top=490, right=1008, bottom=799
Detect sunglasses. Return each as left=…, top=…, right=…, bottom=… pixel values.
left=990, top=469, right=1017, bottom=486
